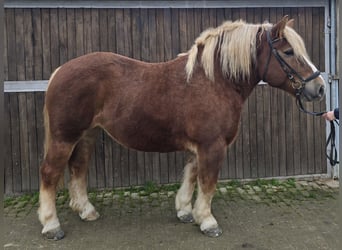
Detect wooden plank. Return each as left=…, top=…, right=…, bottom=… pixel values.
left=67, top=8, right=76, bottom=60
left=163, top=8, right=172, bottom=61
left=185, top=8, right=194, bottom=52
left=91, top=9, right=100, bottom=51
left=35, top=92, right=45, bottom=178
left=15, top=8, right=25, bottom=80
left=103, top=133, right=114, bottom=188
left=170, top=8, right=180, bottom=58
left=83, top=9, right=92, bottom=54
left=137, top=151, right=145, bottom=185
left=144, top=152, right=153, bottom=183
left=129, top=149, right=138, bottom=186
left=113, top=141, right=122, bottom=187
left=123, top=9, right=132, bottom=57
left=50, top=9, right=60, bottom=70
left=179, top=9, right=188, bottom=53
left=58, top=8, right=68, bottom=65
left=131, top=8, right=142, bottom=60
left=4, top=94, right=13, bottom=193
left=18, top=93, right=30, bottom=191
left=4, top=10, right=8, bottom=80
left=156, top=9, right=165, bottom=61
left=99, top=9, right=108, bottom=51
left=152, top=152, right=161, bottom=184
left=75, top=8, right=85, bottom=56
left=107, top=9, right=117, bottom=53
left=167, top=152, right=177, bottom=183
left=95, top=133, right=105, bottom=188
left=175, top=151, right=185, bottom=182
left=32, top=8, right=43, bottom=80
left=23, top=9, right=33, bottom=80
left=42, top=9, right=52, bottom=79
left=9, top=93, right=22, bottom=193
left=6, top=9, right=17, bottom=81
left=148, top=9, right=157, bottom=61
left=27, top=92, right=39, bottom=190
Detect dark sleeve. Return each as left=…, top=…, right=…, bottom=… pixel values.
left=334, top=108, right=339, bottom=120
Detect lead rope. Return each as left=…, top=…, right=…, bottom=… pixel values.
left=296, top=93, right=339, bottom=166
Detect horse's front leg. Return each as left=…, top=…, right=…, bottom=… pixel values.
left=192, top=141, right=226, bottom=237
left=175, top=155, right=197, bottom=223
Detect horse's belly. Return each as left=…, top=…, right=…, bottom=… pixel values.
left=105, top=120, right=183, bottom=153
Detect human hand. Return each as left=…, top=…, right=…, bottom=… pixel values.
left=322, top=111, right=336, bottom=121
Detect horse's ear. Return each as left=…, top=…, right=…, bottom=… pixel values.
left=286, top=19, right=295, bottom=29
left=271, top=15, right=289, bottom=38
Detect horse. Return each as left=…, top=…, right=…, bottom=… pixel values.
left=38, top=15, right=326, bottom=240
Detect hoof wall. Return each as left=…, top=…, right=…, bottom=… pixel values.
left=81, top=210, right=100, bottom=221
left=43, top=227, right=65, bottom=241
left=178, top=213, right=194, bottom=223
left=202, top=226, right=223, bottom=237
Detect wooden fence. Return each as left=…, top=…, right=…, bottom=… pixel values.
left=4, top=6, right=327, bottom=194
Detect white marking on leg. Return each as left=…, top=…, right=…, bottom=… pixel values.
left=69, top=177, right=99, bottom=221
left=38, top=187, right=60, bottom=233
left=192, top=182, right=218, bottom=231
left=175, top=158, right=197, bottom=217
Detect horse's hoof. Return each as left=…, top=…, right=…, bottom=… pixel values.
left=178, top=213, right=194, bottom=223
left=81, top=210, right=100, bottom=221
left=43, top=227, right=65, bottom=240
left=202, top=226, right=223, bottom=237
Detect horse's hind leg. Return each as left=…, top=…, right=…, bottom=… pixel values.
left=175, top=155, right=197, bottom=223
left=192, top=142, right=226, bottom=237
left=68, top=128, right=100, bottom=221
left=38, top=141, right=74, bottom=240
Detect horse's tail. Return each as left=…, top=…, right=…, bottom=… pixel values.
left=43, top=67, right=65, bottom=189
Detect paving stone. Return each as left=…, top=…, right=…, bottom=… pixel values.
left=236, top=187, right=245, bottom=195
left=131, top=193, right=139, bottom=199
left=167, top=191, right=175, bottom=197
left=219, top=187, right=228, bottom=194
left=252, top=186, right=262, bottom=192
left=324, top=180, right=339, bottom=189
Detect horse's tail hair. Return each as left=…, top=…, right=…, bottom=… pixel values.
left=43, top=67, right=65, bottom=189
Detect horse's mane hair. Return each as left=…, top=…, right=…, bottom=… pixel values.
left=185, top=19, right=309, bottom=82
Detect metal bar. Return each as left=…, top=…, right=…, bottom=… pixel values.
left=4, top=79, right=268, bottom=93
left=4, top=0, right=329, bottom=9
left=4, top=81, right=48, bottom=92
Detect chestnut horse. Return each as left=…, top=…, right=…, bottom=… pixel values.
left=38, top=16, right=325, bottom=240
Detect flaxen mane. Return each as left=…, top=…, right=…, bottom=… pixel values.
left=184, top=20, right=309, bottom=82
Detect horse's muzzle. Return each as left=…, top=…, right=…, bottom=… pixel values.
left=300, top=79, right=326, bottom=102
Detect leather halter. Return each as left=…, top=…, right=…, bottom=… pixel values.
left=262, top=30, right=321, bottom=93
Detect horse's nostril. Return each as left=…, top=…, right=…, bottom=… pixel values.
left=318, top=86, right=325, bottom=96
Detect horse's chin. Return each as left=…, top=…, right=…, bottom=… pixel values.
left=300, top=91, right=325, bottom=102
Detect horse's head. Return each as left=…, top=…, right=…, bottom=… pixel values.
left=258, top=16, right=326, bottom=102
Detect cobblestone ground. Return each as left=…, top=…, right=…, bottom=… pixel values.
left=4, top=178, right=340, bottom=250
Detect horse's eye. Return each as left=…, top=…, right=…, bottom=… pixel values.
left=283, top=49, right=294, bottom=56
